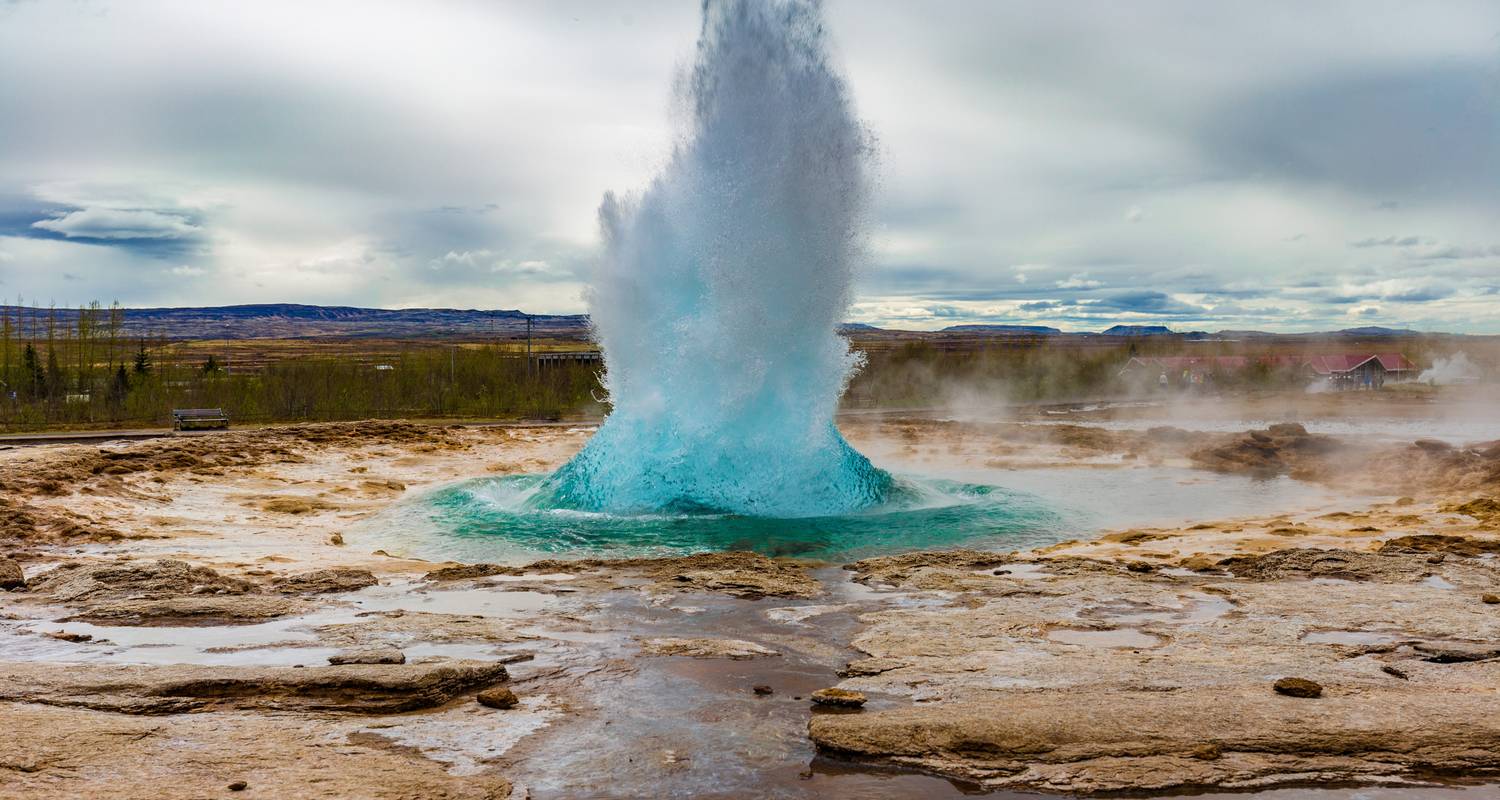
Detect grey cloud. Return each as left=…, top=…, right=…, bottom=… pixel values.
left=1382, top=285, right=1455, bottom=303
left=32, top=208, right=200, bottom=240
left=1198, top=65, right=1500, bottom=204
left=1088, top=290, right=1207, bottom=316
left=1414, top=244, right=1496, bottom=260
left=1351, top=235, right=1424, bottom=248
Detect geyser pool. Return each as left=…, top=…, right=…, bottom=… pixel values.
left=367, top=474, right=1066, bottom=563
left=543, top=0, right=890, bottom=517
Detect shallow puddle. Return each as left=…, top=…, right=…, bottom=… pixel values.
left=345, top=580, right=559, bottom=616
left=0, top=578, right=564, bottom=667
left=1302, top=630, right=1402, bottom=646
left=1079, top=593, right=1232, bottom=625
left=1047, top=627, right=1163, bottom=648
left=2, top=609, right=362, bottom=666
left=923, top=465, right=1351, bottom=535
left=357, top=698, right=562, bottom=776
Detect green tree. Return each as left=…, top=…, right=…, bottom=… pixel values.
left=107, top=364, right=131, bottom=418
left=133, top=341, right=152, bottom=376
left=20, top=343, right=44, bottom=401
left=44, top=347, right=63, bottom=401
left=202, top=354, right=222, bottom=374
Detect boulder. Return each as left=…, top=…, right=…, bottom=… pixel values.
left=1273, top=677, right=1323, bottom=698
left=476, top=687, right=519, bottom=709
left=810, top=688, right=867, bottom=708
left=0, top=557, right=25, bottom=590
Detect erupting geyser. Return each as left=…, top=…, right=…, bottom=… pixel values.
left=382, top=0, right=1061, bottom=559
left=543, top=0, right=892, bottom=517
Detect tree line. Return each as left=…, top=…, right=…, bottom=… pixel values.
left=0, top=302, right=604, bottom=431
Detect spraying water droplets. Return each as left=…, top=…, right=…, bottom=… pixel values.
left=542, top=0, right=890, bottom=517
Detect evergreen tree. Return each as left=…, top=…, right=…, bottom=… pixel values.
left=132, top=341, right=152, bottom=376
left=21, top=343, right=44, bottom=401
left=202, top=354, right=222, bottom=374
left=107, top=364, right=131, bottom=418
left=44, top=347, right=63, bottom=401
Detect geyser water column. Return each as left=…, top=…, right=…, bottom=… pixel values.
left=542, top=0, right=892, bottom=517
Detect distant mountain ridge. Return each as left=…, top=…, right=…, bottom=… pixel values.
left=0, top=303, right=588, bottom=340
left=941, top=324, right=1062, bottom=335
left=0, top=304, right=1453, bottom=341
left=1098, top=324, right=1175, bottom=337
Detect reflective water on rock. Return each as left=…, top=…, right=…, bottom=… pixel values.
left=1079, top=593, right=1234, bottom=625
left=1047, top=627, right=1164, bottom=648
left=1302, top=630, right=1403, bottom=646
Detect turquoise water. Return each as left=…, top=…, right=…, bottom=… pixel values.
left=369, top=473, right=1068, bottom=563
left=562, top=0, right=886, bottom=517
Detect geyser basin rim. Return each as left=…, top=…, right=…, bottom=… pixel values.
left=364, top=472, right=1069, bottom=563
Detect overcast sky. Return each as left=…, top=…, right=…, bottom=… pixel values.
left=1, top=0, right=1497, bottom=332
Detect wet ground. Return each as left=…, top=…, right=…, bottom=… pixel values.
left=3, top=409, right=1499, bottom=797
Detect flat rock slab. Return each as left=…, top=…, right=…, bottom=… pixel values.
left=638, top=637, right=779, bottom=660
left=328, top=646, right=406, bottom=665
left=0, top=659, right=509, bottom=715
left=28, top=559, right=255, bottom=602
left=272, top=568, right=378, bottom=594
left=0, top=703, right=511, bottom=799
left=64, top=595, right=306, bottom=625
left=809, top=686, right=1500, bottom=793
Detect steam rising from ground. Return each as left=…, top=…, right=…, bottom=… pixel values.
left=1421, top=353, right=1478, bottom=386
left=543, top=0, right=891, bottom=516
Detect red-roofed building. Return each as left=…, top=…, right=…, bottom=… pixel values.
left=1121, top=353, right=1417, bottom=390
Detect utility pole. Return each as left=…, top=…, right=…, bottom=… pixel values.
left=525, top=314, right=533, bottom=375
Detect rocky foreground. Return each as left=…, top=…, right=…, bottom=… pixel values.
left=0, top=416, right=1498, bottom=797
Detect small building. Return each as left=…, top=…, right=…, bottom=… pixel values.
left=1120, top=353, right=1418, bottom=390
left=1119, top=356, right=1247, bottom=387
left=1300, top=353, right=1417, bottom=390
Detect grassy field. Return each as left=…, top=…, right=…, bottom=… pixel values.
left=2, top=302, right=1496, bottom=432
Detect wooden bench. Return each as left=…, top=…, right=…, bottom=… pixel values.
left=172, top=408, right=230, bottom=431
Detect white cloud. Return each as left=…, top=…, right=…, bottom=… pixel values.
left=1056, top=273, right=1103, bottom=289
left=1124, top=205, right=1144, bottom=223
left=433, top=249, right=493, bottom=269
left=168, top=265, right=206, bottom=277
left=1011, top=264, right=1048, bottom=285
left=32, top=208, right=200, bottom=240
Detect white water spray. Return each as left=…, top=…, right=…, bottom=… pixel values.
left=543, top=0, right=891, bottom=517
